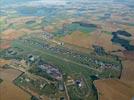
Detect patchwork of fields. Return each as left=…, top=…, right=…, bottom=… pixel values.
left=0, top=0, right=134, bottom=100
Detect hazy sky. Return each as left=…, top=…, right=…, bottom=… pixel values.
left=1, top=0, right=133, bottom=8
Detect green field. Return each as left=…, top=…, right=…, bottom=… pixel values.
left=14, top=74, right=58, bottom=96
left=52, top=22, right=97, bottom=37
left=0, top=79, right=3, bottom=84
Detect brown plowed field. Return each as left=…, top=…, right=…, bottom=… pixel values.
left=95, top=60, right=134, bottom=100
left=0, top=68, right=31, bottom=100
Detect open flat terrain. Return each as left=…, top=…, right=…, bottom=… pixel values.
left=95, top=79, right=134, bottom=100
left=61, top=31, right=97, bottom=49
left=0, top=68, right=31, bottom=100
left=0, top=0, right=134, bottom=100
left=121, top=60, right=134, bottom=82
left=95, top=60, right=134, bottom=100
left=60, top=29, right=125, bottom=52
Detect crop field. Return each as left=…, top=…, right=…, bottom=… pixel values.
left=60, top=31, right=98, bottom=49
left=94, top=57, right=134, bottom=100
left=121, top=60, right=134, bottom=82
left=52, top=22, right=97, bottom=36
left=0, top=68, right=31, bottom=100
left=0, top=0, right=134, bottom=100
left=60, top=29, right=125, bottom=52
left=95, top=79, right=134, bottom=100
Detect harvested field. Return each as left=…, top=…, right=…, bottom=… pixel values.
left=0, top=68, right=31, bottom=100
left=94, top=59, right=134, bottom=100
left=120, top=25, right=134, bottom=36
left=121, top=60, right=134, bottom=82
left=95, top=33, right=124, bottom=52
left=0, top=81, right=31, bottom=100
left=60, top=31, right=99, bottom=49
left=0, top=43, right=11, bottom=49
left=6, top=16, right=43, bottom=25
left=123, top=51, right=134, bottom=60
left=0, top=82, right=31, bottom=100
left=0, top=28, right=32, bottom=49
left=61, top=30, right=124, bottom=52
left=95, top=79, right=134, bottom=100
left=0, top=68, right=22, bottom=81
left=1, top=29, right=28, bottom=40
left=0, top=59, right=11, bottom=67
left=101, top=22, right=119, bottom=32
left=130, top=40, right=134, bottom=45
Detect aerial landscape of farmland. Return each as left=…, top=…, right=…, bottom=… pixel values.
left=0, top=0, right=134, bottom=100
